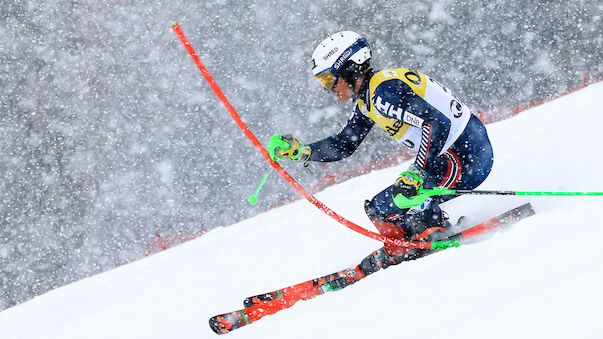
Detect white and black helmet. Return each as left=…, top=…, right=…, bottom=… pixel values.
left=311, top=31, right=371, bottom=92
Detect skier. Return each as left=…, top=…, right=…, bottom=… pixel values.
left=268, top=31, right=494, bottom=283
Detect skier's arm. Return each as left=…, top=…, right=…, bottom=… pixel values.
left=306, top=107, right=375, bottom=162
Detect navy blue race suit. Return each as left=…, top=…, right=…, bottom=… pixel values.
left=306, top=68, right=493, bottom=253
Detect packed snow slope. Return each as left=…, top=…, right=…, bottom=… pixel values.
left=1, top=82, right=603, bottom=339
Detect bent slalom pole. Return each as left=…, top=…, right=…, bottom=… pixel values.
left=171, top=21, right=457, bottom=250
left=394, top=187, right=603, bottom=209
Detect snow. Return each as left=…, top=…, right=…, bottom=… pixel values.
left=0, top=82, right=602, bottom=338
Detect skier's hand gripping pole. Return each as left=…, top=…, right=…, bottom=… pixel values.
left=268, top=134, right=311, bottom=165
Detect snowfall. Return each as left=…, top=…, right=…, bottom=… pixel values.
left=1, top=82, right=602, bottom=338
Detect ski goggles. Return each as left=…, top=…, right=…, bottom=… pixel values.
left=314, top=38, right=368, bottom=92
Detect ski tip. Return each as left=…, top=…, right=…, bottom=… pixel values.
left=171, top=21, right=179, bottom=27
left=209, top=315, right=233, bottom=335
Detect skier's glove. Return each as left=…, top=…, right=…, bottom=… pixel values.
left=268, top=134, right=311, bottom=165
left=392, top=164, right=427, bottom=198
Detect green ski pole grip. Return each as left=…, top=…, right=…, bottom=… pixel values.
left=248, top=169, right=272, bottom=205
left=393, top=187, right=455, bottom=209
left=431, top=241, right=460, bottom=250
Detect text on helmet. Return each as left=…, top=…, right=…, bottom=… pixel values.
left=334, top=50, right=352, bottom=70
left=323, top=47, right=338, bottom=61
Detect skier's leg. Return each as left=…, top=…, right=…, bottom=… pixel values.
left=360, top=154, right=455, bottom=270
left=365, top=188, right=451, bottom=245
left=363, top=198, right=413, bottom=257
left=357, top=198, right=450, bottom=277
left=357, top=116, right=494, bottom=276
left=443, top=115, right=494, bottom=191
left=357, top=247, right=431, bottom=276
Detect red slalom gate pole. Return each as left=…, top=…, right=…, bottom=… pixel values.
left=171, top=22, right=457, bottom=250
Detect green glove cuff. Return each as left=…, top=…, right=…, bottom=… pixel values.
left=268, top=134, right=290, bottom=161
left=393, top=187, right=453, bottom=209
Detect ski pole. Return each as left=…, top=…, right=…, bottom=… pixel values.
left=394, top=187, right=603, bottom=209
left=446, top=189, right=603, bottom=196
left=248, top=168, right=273, bottom=205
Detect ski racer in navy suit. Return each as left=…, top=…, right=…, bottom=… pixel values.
left=269, top=31, right=494, bottom=282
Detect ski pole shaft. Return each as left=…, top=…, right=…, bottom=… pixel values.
left=248, top=168, right=273, bottom=205
left=451, top=189, right=603, bottom=196
left=394, top=187, right=603, bottom=209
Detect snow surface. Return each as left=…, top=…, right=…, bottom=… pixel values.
left=1, top=82, right=602, bottom=338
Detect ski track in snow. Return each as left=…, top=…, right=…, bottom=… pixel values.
left=0, top=82, right=602, bottom=338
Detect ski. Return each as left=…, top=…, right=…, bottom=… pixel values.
left=209, top=266, right=364, bottom=334
left=208, top=296, right=288, bottom=335
left=209, top=203, right=535, bottom=335
left=241, top=203, right=535, bottom=308
left=447, top=202, right=535, bottom=241
left=242, top=266, right=363, bottom=308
